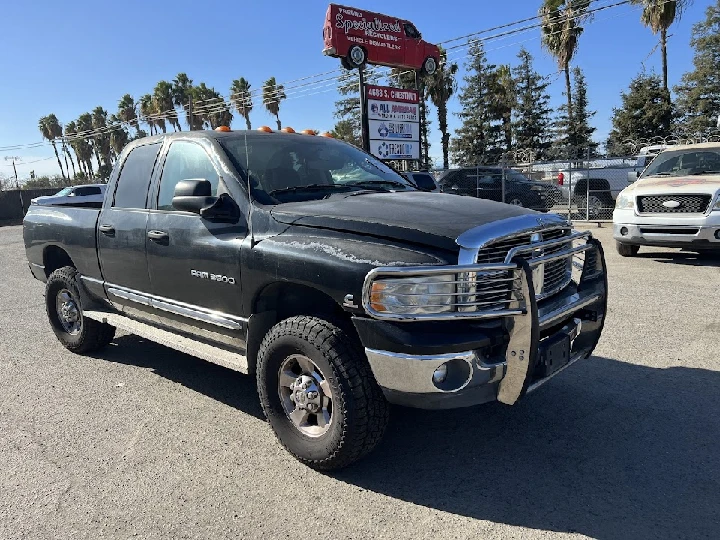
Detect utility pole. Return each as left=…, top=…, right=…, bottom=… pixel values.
left=4, top=156, right=24, bottom=212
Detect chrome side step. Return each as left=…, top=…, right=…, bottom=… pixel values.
left=84, top=310, right=249, bottom=374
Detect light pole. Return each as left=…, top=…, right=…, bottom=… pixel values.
left=4, top=156, right=24, bottom=210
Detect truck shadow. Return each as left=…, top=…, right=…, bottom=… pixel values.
left=95, top=334, right=265, bottom=420
left=636, top=250, right=720, bottom=267
left=337, top=357, right=720, bottom=539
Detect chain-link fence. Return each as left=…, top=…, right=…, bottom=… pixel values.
left=430, top=146, right=663, bottom=222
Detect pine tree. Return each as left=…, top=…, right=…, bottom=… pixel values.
left=450, top=41, right=503, bottom=165
left=332, top=68, right=380, bottom=148
left=674, top=1, right=720, bottom=136
left=607, top=72, right=673, bottom=154
left=551, top=67, right=598, bottom=159
left=512, top=48, right=554, bottom=160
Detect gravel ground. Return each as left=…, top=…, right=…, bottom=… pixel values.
left=1, top=223, right=718, bottom=540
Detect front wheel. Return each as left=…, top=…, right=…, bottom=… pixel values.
left=616, top=242, right=640, bottom=257
left=506, top=195, right=525, bottom=207
left=256, top=316, right=389, bottom=470
left=45, top=266, right=116, bottom=353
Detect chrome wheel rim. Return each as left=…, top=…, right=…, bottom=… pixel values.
left=425, top=57, right=437, bottom=74
left=508, top=198, right=524, bottom=206
left=56, top=288, right=81, bottom=335
left=349, top=46, right=365, bottom=65
left=278, top=354, right=333, bottom=438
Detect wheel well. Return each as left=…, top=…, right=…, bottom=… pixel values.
left=247, top=282, right=356, bottom=372
left=43, top=246, right=75, bottom=277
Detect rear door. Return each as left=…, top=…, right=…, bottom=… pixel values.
left=97, top=142, right=162, bottom=305
left=145, top=139, right=247, bottom=337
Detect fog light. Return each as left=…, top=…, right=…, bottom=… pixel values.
left=715, top=229, right=720, bottom=240
left=620, top=227, right=628, bottom=236
left=432, top=364, right=448, bottom=384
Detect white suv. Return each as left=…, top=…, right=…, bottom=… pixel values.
left=613, top=142, right=720, bottom=256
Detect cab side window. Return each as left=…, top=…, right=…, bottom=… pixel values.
left=403, top=23, right=420, bottom=39
left=113, top=143, right=162, bottom=209
left=157, top=141, right=219, bottom=211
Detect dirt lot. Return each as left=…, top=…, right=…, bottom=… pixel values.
left=1, top=224, right=718, bottom=539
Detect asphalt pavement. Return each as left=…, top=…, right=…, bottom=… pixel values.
left=1, top=224, right=719, bottom=539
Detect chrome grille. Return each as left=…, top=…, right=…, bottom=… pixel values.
left=637, top=194, right=711, bottom=214
left=476, top=227, right=572, bottom=300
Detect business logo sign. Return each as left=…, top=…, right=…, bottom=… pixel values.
left=366, top=84, right=420, bottom=160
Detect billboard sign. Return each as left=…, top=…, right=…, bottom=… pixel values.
left=366, top=84, right=420, bottom=161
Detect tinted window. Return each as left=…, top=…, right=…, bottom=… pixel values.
left=409, top=173, right=437, bottom=190
left=157, top=141, right=219, bottom=211
left=113, top=143, right=161, bottom=209
left=404, top=23, right=420, bottom=39
left=75, top=186, right=101, bottom=196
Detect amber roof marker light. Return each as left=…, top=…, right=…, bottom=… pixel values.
left=257, top=126, right=273, bottom=133
left=215, top=126, right=232, bottom=132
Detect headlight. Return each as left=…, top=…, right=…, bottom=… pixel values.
left=368, top=275, right=454, bottom=315
left=713, top=194, right=720, bottom=211
left=615, top=193, right=634, bottom=210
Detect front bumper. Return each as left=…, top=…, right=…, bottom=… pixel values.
left=362, top=239, right=607, bottom=409
left=613, top=208, right=720, bottom=249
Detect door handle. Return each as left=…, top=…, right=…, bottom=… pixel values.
left=98, top=224, right=115, bottom=236
left=147, top=230, right=169, bottom=243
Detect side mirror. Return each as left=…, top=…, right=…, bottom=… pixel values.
left=627, top=171, right=639, bottom=184
left=171, top=178, right=240, bottom=223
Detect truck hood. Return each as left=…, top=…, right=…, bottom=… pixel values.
left=626, top=174, right=720, bottom=196
left=270, top=191, right=535, bottom=251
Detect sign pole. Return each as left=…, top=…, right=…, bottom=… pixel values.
left=358, top=66, right=370, bottom=152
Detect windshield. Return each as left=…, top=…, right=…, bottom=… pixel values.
left=220, top=135, right=416, bottom=202
left=54, top=187, right=73, bottom=196
left=641, top=147, right=720, bottom=178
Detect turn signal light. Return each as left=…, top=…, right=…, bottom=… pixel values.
left=281, top=127, right=296, bottom=133
left=369, top=282, right=387, bottom=312
left=257, top=126, right=273, bottom=133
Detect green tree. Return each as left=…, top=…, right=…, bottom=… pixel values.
left=331, top=68, right=380, bottom=148
left=139, top=94, right=157, bottom=135
left=38, top=114, right=66, bottom=179
left=64, top=121, right=85, bottom=177
left=108, top=114, right=130, bottom=159
left=153, top=81, right=181, bottom=132
left=230, top=77, right=253, bottom=130
left=172, top=73, right=197, bottom=130
left=674, top=1, right=720, bottom=136
left=552, top=67, right=598, bottom=158
left=117, top=94, right=139, bottom=137
left=91, top=106, right=112, bottom=168
left=262, top=77, right=286, bottom=130
left=490, top=65, right=515, bottom=154
left=540, top=0, right=591, bottom=133
left=512, top=48, right=554, bottom=159
left=630, top=0, right=693, bottom=94
left=450, top=40, right=502, bottom=165
left=607, top=72, right=673, bottom=154
left=75, top=114, right=96, bottom=178
left=190, top=83, right=233, bottom=129
left=427, top=47, right=458, bottom=169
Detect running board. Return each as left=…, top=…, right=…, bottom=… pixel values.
left=84, top=310, right=249, bottom=374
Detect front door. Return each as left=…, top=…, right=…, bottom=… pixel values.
left=145, top=140, right=248, bottom=340
left=98, top=142, right=162, bottom=305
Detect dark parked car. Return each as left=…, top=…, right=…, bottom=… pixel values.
left=438, top=167, right=561, bottom=211
left=23, top=129, right=607, bottom=470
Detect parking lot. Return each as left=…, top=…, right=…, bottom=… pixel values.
left=1, top=223, right=718, bottom=539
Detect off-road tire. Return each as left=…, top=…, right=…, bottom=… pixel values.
left=256, top=315, right=389, bottom=470
left=616, top=242, right=639, bottom=257
left=45, top=266, right=116, bottom=353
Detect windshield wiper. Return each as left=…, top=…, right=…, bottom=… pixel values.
left=646, top=172, right=675, bottom=177
left=347, top=180, right=409, bottom=191
left=689, top=170, right=720, bottom=175
left=268, top=184, right=354, bottom=196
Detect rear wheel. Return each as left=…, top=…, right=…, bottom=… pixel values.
left=45, top=266, right=115, bottom=353
left=346, top=45, right=367, bottom=68
left=506, top=195, right=525, bottom=207
left=616, top=242, right=640, bottom=257
left=256, top=316, right=389, bottom=470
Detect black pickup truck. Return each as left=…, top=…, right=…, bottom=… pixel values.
left=23, top=129, right=608, bottom=470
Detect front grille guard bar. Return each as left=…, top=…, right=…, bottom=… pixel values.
left=362, top=232, right=593, bottom=323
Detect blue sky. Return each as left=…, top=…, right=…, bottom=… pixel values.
left=0, top=0, right=713, bottom=179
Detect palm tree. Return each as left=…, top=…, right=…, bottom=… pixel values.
left=539, top=0, right=591, bottom=130
left=91, top=106, right=112, bottom=167
left=64, top=121, right=85, bottom=177
left=117, top=94, right=139, bottom=137
left=61, top=125, right=77, bottom=178
left=172, top=73, right=196, bottom=130
left=153, top=81, right=180, bottom=132
left=262, top=77, right=286, bottom=130
left=493, top=65, right=515, bottom=152
left=230, top=77, right=253, bottom=130
left=427, top=47, right=458, bottom=169
left=109, top=114, right=130, bottom=159
left=139, top=94, right=157, bottom=135
left=630, top=0, right=692, bottom=94
left=76, top=114, right=96, bottom=179
left=38, top=114, right=66, bottom=179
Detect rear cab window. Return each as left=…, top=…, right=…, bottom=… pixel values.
left=112, top=143, right=162, bottom=209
